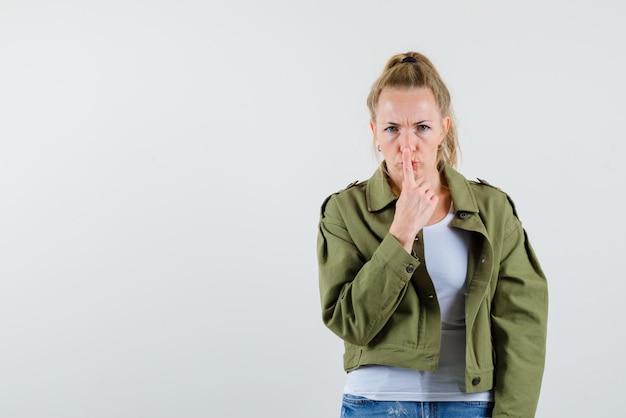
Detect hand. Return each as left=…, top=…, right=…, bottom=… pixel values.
left=388, top=148, right=439, bottom=253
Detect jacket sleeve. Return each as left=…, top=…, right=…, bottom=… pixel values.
left=317, top=194, right=417, bottom=346
left=491, top=203, right=548, bottom=418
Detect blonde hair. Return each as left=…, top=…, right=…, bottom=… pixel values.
left=367, top=52, right=460, bottom=168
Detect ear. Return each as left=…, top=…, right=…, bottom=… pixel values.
left=369, top=119, right=376, bottom=134
left=442, top=116, right=451, bottom=135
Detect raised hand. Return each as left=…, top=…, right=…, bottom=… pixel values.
left=388, top=148, right=439, bottom=253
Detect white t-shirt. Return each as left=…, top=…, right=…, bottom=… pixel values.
left=344, top=209, right=493, bottom=402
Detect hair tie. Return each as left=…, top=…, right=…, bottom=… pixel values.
left=401, top=56, right=417, bottom=63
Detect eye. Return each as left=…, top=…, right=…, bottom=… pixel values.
left=417, top=125, right=430, bottom=132
left=384, top=126, right=398, bottom=133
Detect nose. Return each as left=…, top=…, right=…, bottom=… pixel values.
left=400, top=129, right=415, bottom=150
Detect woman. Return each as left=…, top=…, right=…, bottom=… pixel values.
left=317, top=52, right=548, bottom=418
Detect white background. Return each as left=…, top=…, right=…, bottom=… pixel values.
left=1, top=1, right=624, bottom=417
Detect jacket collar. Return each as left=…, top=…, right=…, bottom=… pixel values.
left=443, top=164, right=479, bottom=215
left=365, top=164, right=398, bottom=212
left=365, top=162, right=479, bottom=214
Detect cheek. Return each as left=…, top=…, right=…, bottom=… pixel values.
left=379, top=144, right=395, bottom=157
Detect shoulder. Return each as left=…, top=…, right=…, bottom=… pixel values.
left=468, top=177, right=505, bottom=197
left=468, top=177, right=521, bottom=219
left=320, top=179, right=368, bottom=219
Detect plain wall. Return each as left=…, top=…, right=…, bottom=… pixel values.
left=1, top=1, right=624, bottom=416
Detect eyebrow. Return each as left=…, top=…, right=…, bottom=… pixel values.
left=385, top=120, right=432, bottom=125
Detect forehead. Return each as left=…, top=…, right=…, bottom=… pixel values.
left=376, top=87, right=440, bottom=120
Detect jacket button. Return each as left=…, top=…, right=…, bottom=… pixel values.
left=458, top=212, right=469, bottom=219
left=471, top=377, right=481, bottom=386
left=406, top=265, right=415, bottom=273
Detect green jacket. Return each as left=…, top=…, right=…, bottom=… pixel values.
left=317, top=164, right=548, bottom=418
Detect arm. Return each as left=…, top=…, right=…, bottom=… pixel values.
left=491, top=211, right=548, bottom=418
left=317, top=195, right=417, bottom=346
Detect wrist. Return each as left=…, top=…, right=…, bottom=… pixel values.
left=388, top=226, right=415, bottom=254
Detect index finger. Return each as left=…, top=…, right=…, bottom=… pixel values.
left=402, top=148, right=417, bottom=186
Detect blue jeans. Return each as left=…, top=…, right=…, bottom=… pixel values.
left=341, top=394, right=494, bottom=418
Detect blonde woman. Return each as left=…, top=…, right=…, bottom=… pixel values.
left=317, top=52, right=548, bottom=418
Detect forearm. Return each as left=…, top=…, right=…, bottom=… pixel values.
left=318, top=228, right=417, bottom=346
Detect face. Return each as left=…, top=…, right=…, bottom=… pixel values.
left=371, top=87, right=450, bottom=190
